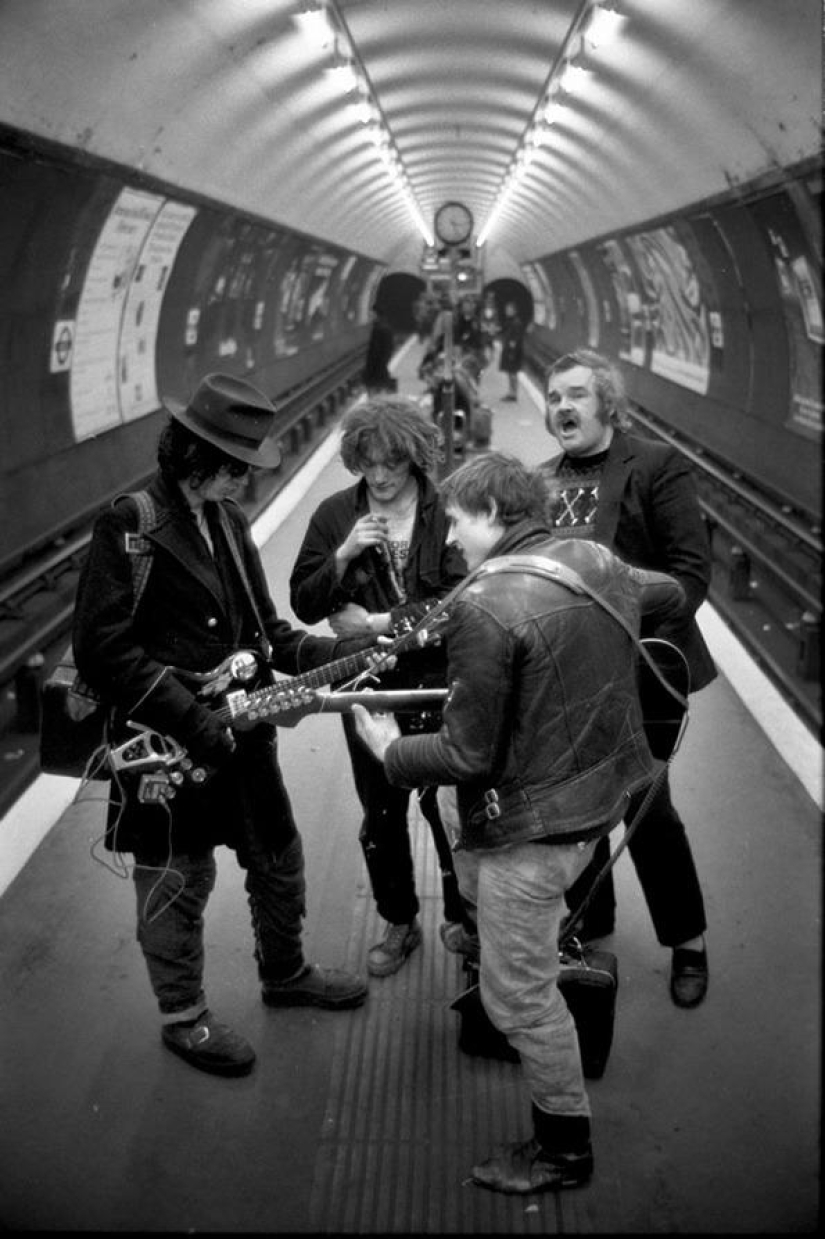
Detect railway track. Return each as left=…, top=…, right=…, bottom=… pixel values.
left=0, top=352, right=364, bottom=818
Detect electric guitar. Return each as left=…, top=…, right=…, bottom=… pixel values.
left=109, top=631, right=688, bottom=804
left=107, top=614, right=449, bottom=801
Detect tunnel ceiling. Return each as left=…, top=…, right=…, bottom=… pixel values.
left=0, top=0, right=821, bottom=281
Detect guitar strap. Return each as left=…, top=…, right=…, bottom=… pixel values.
left=215, top=504, right=273, bottom=662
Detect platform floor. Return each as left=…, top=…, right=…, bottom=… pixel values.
left=0, top=342, right=820, bottom=1233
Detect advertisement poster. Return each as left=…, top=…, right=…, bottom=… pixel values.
left=69, top=187, right=161, bottom=439
left=522, top=261, right=554, bottom=328
left=118, top=199, right=197, bottom=419
left=625, top=223, right=712, bottom=394
left=568, top=250, right=600, bottom=347
left=751, top=190, right=823, bottom=438
left=67, top=187, right=196, bottom=438
left=597, top=238, right=646, bottom=366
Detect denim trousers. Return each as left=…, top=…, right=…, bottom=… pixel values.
left=132, top=832, right=306, bottom=1021
left=436, top=790, right=596, bottom=1118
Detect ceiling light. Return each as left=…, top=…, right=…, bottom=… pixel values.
left=558, top=61, right=590, bottom=93
left=293, top=3, right=335, bottom=51
left=583, top=5, right=624, bottom=49
left=326, top=58, right=359, bottom=93
left=544, top=97, right=566, bottom=123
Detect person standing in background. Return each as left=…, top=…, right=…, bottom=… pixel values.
left=499, top=300, right=526, bottom=402
left=540, top=348, right=714, bottom=1008
left=363, top=302, right=396, bottom=394
left=479, top=291, right=500, bottom=366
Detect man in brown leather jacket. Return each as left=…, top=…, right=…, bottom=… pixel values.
left=353, top=451, right=684, bottom=1196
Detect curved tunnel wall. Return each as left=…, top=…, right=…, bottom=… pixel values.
left=0, top=125, right=386, bottom=570
left=1, top=123, right=821, bottom=576
left=523, top=158, right=822, bottom=518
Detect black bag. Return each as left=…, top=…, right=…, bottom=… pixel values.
left=39, top=491, right=157, bottom=779
left=451, top=941, right=618, bottom=1079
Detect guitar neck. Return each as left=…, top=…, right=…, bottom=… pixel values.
left=209, top=618, right=444, bottom=728
left=299, top=689, right=448, bottom=715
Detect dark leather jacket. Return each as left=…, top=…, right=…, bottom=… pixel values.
left=384, top=522, right=686, bottom=850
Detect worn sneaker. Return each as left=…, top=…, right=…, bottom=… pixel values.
left=161, top=1010, right=256, bottom=1077
left=471, top=1138, right=593, bottom=1194
left=367, top=920, right=422, bottom=977
left=261, top=963, right=367, bottom=1009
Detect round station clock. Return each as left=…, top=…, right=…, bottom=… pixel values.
left=434, top=200, right=474, bottom=246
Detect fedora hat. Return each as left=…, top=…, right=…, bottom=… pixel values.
left=162, top=373, right=282, bottom=468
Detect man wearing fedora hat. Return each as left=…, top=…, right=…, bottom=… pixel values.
left=73, top=373, right=373, bottom=1078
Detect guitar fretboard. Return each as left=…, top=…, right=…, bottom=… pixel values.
left=209, top=621, right=441, bottom=727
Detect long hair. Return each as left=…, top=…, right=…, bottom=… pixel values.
left=157, top=418, right=247, bottom=486
left=544, top=348, right=633, bottom=430
left=339, top=395, right=443, bottom=477
left=438, top=452, right=548, bottom=526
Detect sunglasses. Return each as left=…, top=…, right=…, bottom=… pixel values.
left=220, top=459, right=253, bottom=478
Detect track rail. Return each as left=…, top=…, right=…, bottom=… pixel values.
left=0, top=350, right=365, bottom=818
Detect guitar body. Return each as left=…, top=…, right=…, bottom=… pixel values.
left=638, top=637, right=690, bottom=761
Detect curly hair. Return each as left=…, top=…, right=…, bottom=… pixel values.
left=339, top=395, right=443, bottom=477
left=157, top=418, right=248, bottom=485
left=438, top=451, right=548, bottom=526
left=544, top=348, right=633, bottom=430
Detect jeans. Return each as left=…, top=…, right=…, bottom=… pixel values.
left=565, top=771, right=707, bottom=946
left=437, top=785, right=595, bottom=1119
left=133, top=832, right=306, bottom=1020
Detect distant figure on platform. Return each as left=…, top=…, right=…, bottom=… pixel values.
left=290, top=396, right=469, bottom=979
left=363, top=303, right=396, bottom=394
left=498, top=300, right=525, bottom=401
left=453, top=294, right=485, bottom=372
left=72, top=373, right=371, bottom=1079
left=479, top=291, right=500, bottom=364
left=539, top=348, right=715, bottom=1008
left=353, top=451, right=684, bottom=1195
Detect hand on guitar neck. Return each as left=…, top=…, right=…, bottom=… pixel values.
left=107, top=614, right=449, bottom=799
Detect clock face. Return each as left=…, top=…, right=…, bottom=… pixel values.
left=435, top=201, right=474, bottom=245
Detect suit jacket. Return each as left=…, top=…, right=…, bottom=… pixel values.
left=542, top=429, right=717, bottom=692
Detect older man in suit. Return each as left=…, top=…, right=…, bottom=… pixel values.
left=539, top=348, right=715, bottom=1008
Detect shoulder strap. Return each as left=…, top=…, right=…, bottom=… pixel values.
left=476, top=554, right=688, bottom=713
left=112, top=490, right=158, bottom=616
left=214, top=503, right=274, bottom=661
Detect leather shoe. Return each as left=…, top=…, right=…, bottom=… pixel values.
left=471, top=1138, right=593, bottom=1194
left=262, top=963, right=367, bottom=1009
left=670, top=947, right=708, bottom=1007
left=161, top=1010, right=256, bottom=1077
left=439, top=920, right=480, bottom=963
